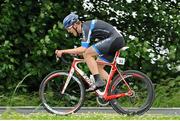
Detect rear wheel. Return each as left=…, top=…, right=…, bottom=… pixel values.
left=109, top=70, right=155, bottom=115
left=39, top=70, right=85, bottom=115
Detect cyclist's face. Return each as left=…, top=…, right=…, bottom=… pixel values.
left=67, top=26, right=78, bottom=37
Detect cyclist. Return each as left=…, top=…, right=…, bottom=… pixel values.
left=55, top=13, right=125, bottom=91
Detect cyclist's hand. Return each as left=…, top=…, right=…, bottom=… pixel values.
left=55, top=50, right=63, bottom=57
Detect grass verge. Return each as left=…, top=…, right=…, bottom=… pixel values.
left=0, top=111, right=180, bottom=120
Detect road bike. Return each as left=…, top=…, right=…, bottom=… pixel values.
left=39, top=46, right=155, bottom=115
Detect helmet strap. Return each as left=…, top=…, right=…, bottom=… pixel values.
left=72, top=25, right=80, bottom=37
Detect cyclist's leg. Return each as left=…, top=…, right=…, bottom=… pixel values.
left=83, top=47, right=106, bottom=92
left=94, top=35, right=125, bottom=82
left=96, top=54, right=114, bottom=82
left=96, top=59, right=108, bottom=81
left=85, top=37, right=115, bottom=92
left=85, top=35, right=124, bottom=91
left=83, top=46, right=99, bottom=75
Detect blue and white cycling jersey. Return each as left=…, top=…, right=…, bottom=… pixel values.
left=81, top=19, right=121, bottom=48
left=81, top=19, right=125, bottom=63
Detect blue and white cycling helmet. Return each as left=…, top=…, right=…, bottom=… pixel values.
left=63, top=13, right=79, bottom=29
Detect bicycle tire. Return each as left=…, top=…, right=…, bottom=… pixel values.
left=109, top=70, right=155, bottom=115
left=39, top=70, right=85, bottom=115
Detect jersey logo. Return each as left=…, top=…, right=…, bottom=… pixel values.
left=87, top=20, right=96, bottom=43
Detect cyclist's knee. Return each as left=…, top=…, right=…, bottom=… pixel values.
left=83, top=47, right=97, bottom=58
left=83, top=51, right=88, bottom=58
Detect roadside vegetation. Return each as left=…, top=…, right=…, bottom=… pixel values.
left=1, top=111, right=180, bottom=120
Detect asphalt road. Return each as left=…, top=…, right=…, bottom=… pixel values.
left=0, top=107, right=180, bottom=115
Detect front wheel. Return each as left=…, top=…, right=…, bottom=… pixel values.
left=39, top=70, right=85, bottom=115
left=109, top=70, right=155, bottom=115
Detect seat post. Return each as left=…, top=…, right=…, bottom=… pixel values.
left=112, top=46, right=128, bottom=64
left=112, top=51, right=120, bottom=64
left=115, top=51, right=120, bottom=58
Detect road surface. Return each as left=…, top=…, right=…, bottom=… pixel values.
left=0, top=107, right=180, bottom=115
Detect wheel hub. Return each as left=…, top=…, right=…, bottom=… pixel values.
left=129, top=90, right=135, bottom=97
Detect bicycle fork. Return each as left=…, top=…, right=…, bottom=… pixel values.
left=61, top=68, right=75, bottom=94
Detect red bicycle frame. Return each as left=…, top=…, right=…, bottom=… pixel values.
left=65, top=50, right=133, bottom=101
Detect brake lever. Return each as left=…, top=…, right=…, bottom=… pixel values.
left=56, top=55, right=60, bottom=62
left=56, top=55, right=70, bottom=64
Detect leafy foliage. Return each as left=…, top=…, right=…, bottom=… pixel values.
left=0, top=0, right=79, bottom=93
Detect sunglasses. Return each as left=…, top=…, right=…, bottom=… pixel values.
left=67, top=26, right=73, bottom=31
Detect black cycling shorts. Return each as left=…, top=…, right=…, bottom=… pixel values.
left=92, top=34, right=125, bottom=63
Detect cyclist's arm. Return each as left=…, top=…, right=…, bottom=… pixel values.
left=61, top=46, right=87, bottom=55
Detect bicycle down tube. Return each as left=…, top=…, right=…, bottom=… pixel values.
left=61, top=67, right=74, bottom=94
